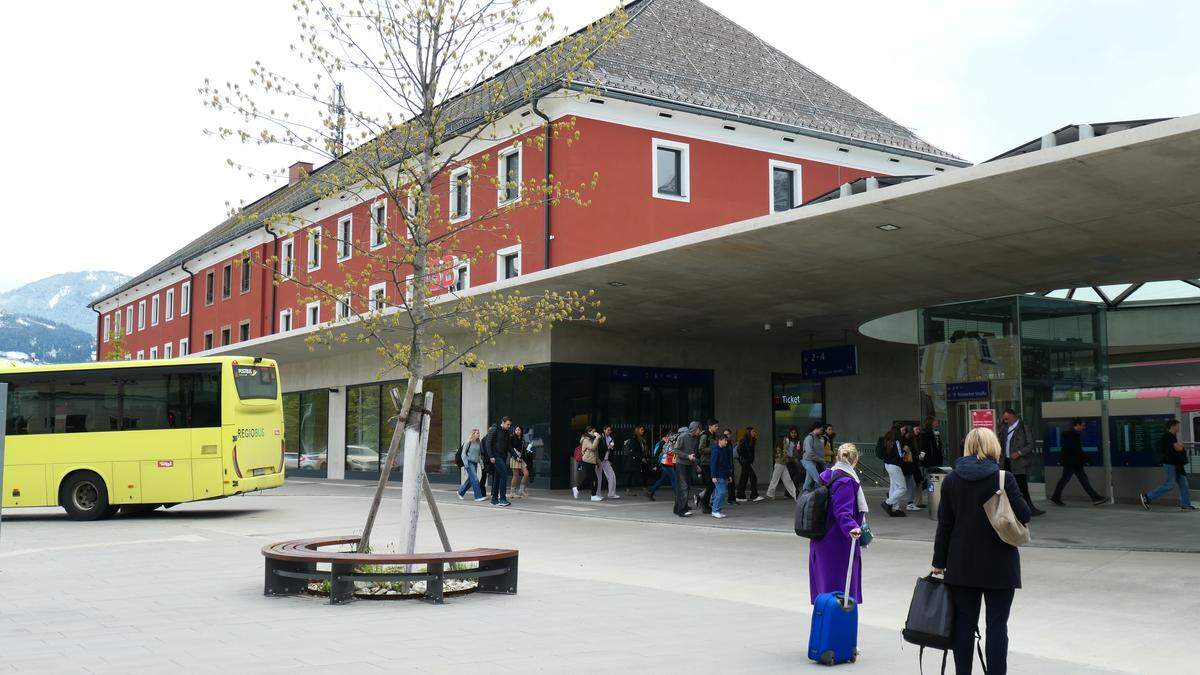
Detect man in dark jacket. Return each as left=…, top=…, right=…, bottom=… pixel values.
left=735, top=426, right=762, bottom=501
left=932, top=444, right=1032, bottom=675
left=1050, top=419, right=1106, bottom=506
left=1000, top=409, right=1045, bottom=516
left=1141, top=419, right=1197, bottom=511
left=485, top=417, right=513, bottom=506
left=709, top=435, right=733, bottom=518
left=672, top=422, right=701, bottom=517
left=695, top=419, right=719, bottom=513
left=919, top=416, right=944, bottom=469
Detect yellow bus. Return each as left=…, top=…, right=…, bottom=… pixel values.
left=1, top=356, right=285, bottom=520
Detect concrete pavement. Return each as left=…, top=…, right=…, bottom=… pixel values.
left=0, top=480, right=1194, bottom=673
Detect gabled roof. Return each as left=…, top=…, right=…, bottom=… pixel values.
left=95, top=0, right=964, bottom=308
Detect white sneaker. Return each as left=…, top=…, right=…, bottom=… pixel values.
left=905, top=503, right=920, bottom=511
left=712, top=512, right=726, bottom=519
left=682, top=510, right=694, bottom=517
left=572, top=487, right=579, bottom=499
left=458, top=493, right=464, bottom=500
left=610, top=494, right=621, bottom=499
left=590, top=495, right=602, bottom=502
left=753, top=496, right=765, bottom=502
left=474, top=497, right=487, bottom=502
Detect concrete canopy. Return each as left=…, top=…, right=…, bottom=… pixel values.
left=217, top=114, right=1200, bottom=363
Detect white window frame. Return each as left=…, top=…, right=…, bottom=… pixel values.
left=125, top=306, right=133, bottom=334
left=102, top=314, right=111, bottom=342
left=136, top=350, right=145, bottom=360
left=279, top=308, right=293, bottom=332
left=404, top=274, right=414, bottom=304
left=181, top=280, right=191, bottom=316
left=651, top=138, right=690, bottom=202
left=238, top=320, right=251, bottom=343
left=335, top=293, right=351, bottom=321
left=497, top=144, right=522, bottom=205
left=368, top=282, right=387, bottom=312
left=336, top=215, right=353, bottom=261
left=203, top=331, right=214, bottom=351
left=307, top=226, right=322, bottom=271
left=151, top=294, right=160, bottom=326
left=451, top=261, right=470, bottom=292
left=306, top=300, right=321, bottom=327
left=496, top=244, right=522, bottom=282
left=449, top=166, right=471, bottom=223
left=220, top=325, right=231, bottom=347
left=179, top=338, right=189, bottom=356
left=280, top=238, right=295, bottom=278
left=370, top=201, right=387, bottom=249
left=240, top=256, right=252, bottom=294
left=768, top=159, right=803, bottom=213
left=149, top=346, right=158, bottom=360
left=164, top=342, right=173, bottom=359
left=137, top=300, right=146, bottom=330
left=165, top=288, right=175, bottom=321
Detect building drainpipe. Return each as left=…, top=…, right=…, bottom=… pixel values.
left=267, top=226, right=280, bottom=334
left=90, top=306, right=102, bottom=361
left=181, top=261, right=196, bottom=352
left=531, top=96, right=553, bottom=270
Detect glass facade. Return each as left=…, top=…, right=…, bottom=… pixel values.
left=344, top=373, right=462, bottom=482
left=489, top=363, right=714, bottom=489
left=283, top=388, right=329, bottom=478
left=919, top=296, right=1107, bottom=479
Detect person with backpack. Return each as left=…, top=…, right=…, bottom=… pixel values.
left=932, top=427, right=1031, bottom=675
left=572, top=426, right=602, bottom=501
left=456, top=428, right=486, bottom=501
left=767, top=426, right=800, bottom=500
left=672, top=421, right=702, bottom=517
left=808, top=443, right=866, bottom=604
left=647, top=430, right=678, bottom=501
left=710, top=434, right=734, bottom=519
left=735, top=426, right=763, bottom=501
left=1140, top=419, right=1197, bottom=511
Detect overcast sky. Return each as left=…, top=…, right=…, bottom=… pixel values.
left=2, top=0, right=1197, bottom=292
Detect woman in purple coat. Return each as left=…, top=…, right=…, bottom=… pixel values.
left=809, top=443, right=867, bottom=604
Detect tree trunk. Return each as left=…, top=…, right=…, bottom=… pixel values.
left=397, top=390, right=434, bottom=557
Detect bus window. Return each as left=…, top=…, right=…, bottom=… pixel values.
left=57, top=373, right=120, bottom=433
left=233, top=365, right=278, bottom=400
left=6, top=379, right=56, bottom=435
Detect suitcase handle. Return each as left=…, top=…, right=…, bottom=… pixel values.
left=841, top=536, right=857, bottom=609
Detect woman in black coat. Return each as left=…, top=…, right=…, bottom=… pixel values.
left=932, top=427, right=1031, bottom=675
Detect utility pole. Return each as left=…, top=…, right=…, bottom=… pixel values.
left=329, top=83, right=345, bottom=156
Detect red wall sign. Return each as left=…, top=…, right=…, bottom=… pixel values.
left=970, top=409, right=996, bottom=430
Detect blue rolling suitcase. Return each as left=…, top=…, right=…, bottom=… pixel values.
left=807, top=538, right=858, bottom=666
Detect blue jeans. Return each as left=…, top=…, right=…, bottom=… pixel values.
left=649, top=465, right=676, bottom=493
left=712, top=478, right=729, bottom=514
left=1146, top=465, right=1192, bottom=507
left=458, top=461, right=482, bottom=499
left=801, top=459, right=822, bottom=491
left=491, top=461, right=511, bottom=504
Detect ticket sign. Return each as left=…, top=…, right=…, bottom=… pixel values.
left=971, top=409, right=996, bottom=430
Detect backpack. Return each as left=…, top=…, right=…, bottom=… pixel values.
left=454, top=443, right=465, bottom=468
left=794, top=473, right=849, bottom=539
left=573, top=444, right=583, bottom=463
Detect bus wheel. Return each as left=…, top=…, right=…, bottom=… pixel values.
left=60, top=472, right=114, bottom=521
left=119, top=504, right=162, bottom=516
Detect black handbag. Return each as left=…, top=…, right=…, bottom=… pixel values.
left=903, top=575, right=988, bottom=674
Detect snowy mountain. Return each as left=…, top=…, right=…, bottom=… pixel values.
left=0, top=271, right=129, bottom=334
left=0, top=311, right=94, bottom=364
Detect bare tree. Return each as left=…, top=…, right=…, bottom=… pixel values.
left=203, top=0, right=626, bottom=551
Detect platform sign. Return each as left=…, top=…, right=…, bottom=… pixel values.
left=971, top=408, right=996, bottom=430
left=801, top=345, right=858, bottom=379
left=947, top=380, right=990, bottom=402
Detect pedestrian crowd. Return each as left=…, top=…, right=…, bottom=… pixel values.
left=454, top=416, right=535, bottom=507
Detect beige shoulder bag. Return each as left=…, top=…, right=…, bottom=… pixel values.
left=983, top=470, right=1031, bottom=547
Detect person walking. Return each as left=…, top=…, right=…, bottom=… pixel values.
left=573, top=426, right=602, bottom=501
left=920, top=416, right=945, bottom=469
left=647, top=429, right=678, bottom=500
left=766, top=426, right=800, bottom=500
left=695, top=419, right=719, bottom=513
left=821, top=424, right=836, bottom=465
left=485, top=417, right=514, bottom=507
left=932, top=427, right=1032, bottom=675
left=457, top=429, right=487, bottom=501
left=622, top=425, right=650, bottom=495
left=710, top=435, right=733, bottom=518
left=597, top=425, right=620, bottom=499
left=1050, top=419, right=1107, bottom=506
left=1140, top=419, right=1197, bottom=511
left=808, top=443, right=867, bottom=604
left=509, top=425, right=530, bottom=499
left=905, top=424, right=926, bottom=510
left=722, top=428, right=739, bottom=505
left=881, top=425, right=908, bottom=517
left=1000, top=409, right=1046, bottom=516
left=672, top=422, right=701, bottom=517
left=736, top=426, right=763, bottom=501
left=800, top=421, right=826, bottom=491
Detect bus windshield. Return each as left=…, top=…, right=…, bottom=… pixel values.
left=232, top=364, right=278, bottom=400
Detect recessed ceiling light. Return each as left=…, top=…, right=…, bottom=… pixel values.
left=877, top=223, right=900, bottom=231
left=607, top=281, right=626, bottom=287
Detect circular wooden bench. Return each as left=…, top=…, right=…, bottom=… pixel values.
left=262, top=536, right=518, bottom=605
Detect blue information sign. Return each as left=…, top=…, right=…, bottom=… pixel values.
left=946, top=381, right=990, bottom=401
left=801, top=345, right=858, bottom=379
